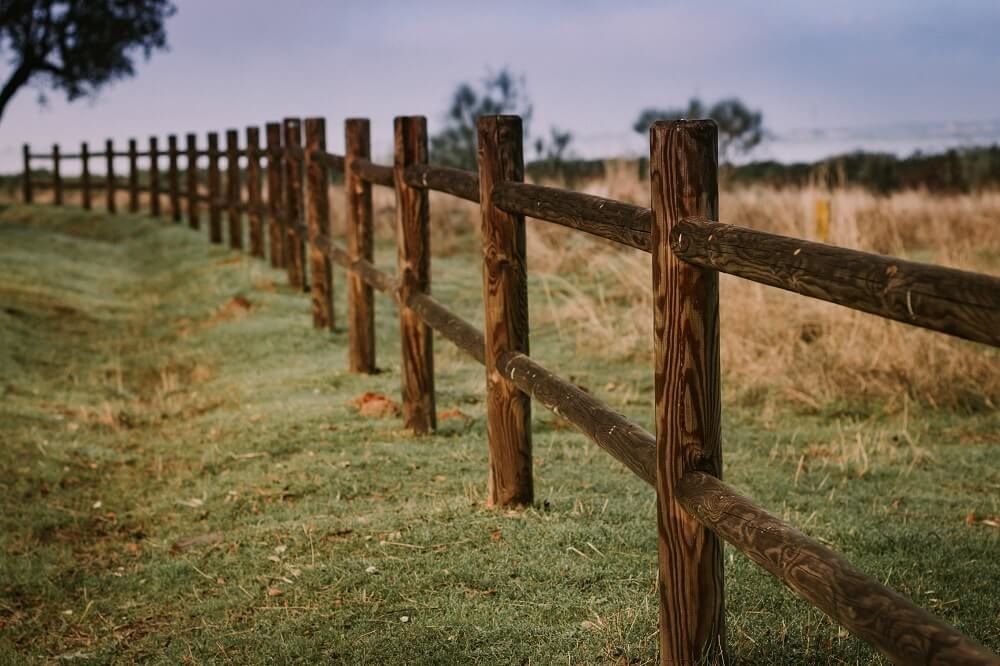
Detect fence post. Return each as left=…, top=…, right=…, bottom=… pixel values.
left=185, top=133, right=200, bottom=230
left=283, top=118, right=306, bottom=289
left=246, top=127, right=264, bottom=258
left=346, top=118, right=376, bottom=373
left=105, top=140, right=116, bottom=214
left=128, top=139, right=139, bottom=212
left=226, top=129, right=242, bottom=249
left=81, top=142, right=91, bottom=210
left=207, top=132, right=222, bottom=243
left=149, top=137, right=160, bottom=217
left=52, top=144, right=62, bottom=206
left=266, top=122, right=285, bottom=269
left=22, top=144, right=32, bottom=203
left=477, top=115, right=531, bottom=506
left=649, top=120, right=725, bottom=665
left=168, top=135, right=180, bottom=222
left=305, top=117, right=334, bottom=330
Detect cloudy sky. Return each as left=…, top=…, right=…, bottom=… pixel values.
left=3, top=0, right=1000, bottom=172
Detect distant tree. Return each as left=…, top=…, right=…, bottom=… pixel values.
left=430, top=68, right=533, bottom=170
left=532, top=126, right=574, bottom=180
left=633, top=97, right=764, bottom=161
left=0, top=0, right=176, bottom=124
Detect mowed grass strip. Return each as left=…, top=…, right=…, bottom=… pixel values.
left=0, top=203, right=997, bottom=664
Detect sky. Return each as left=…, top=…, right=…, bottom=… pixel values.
left=3, top=0, right=1000, bottom=173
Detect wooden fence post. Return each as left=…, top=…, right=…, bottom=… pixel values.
left=128, top=139, right=139, bottom=212
left=52, top=144, right=62, bottom=206
left=394, top=116, right=436, bottom=434
left=168, top=135, right=180, bottom=222
left=477, top=115, right=532, bottom=506
left=185, top=133, right=200, bottom=230
left=266, top=122, right=285, bottom=269
left=305, top=117, right=334, bottom=329
left=226, top=129, right=242, bottom=249
left=149, top=137, right=160, bottom=217
left=346, top=118, right=376, bottom=373
left=105, top=140, right=116, bottom=214
left=649, top=120, right=725, bottom=665
left=246, top=127, right=264, bottom=258
left=207, top=132, right=222, bottom=243
left=22, top=144, right=32, bottom=203
left=283, top=118, right=306, bottom=289
left=81, top=142, right=91, bottom=210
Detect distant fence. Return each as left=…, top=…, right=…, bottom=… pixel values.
left=21, top=116, right=1000, bottom=665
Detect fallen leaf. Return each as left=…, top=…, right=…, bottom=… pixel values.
left=267, top=588, right=283, bottom=597
left=490, top=530, right=502, bottom=541
left=438, top=408, right=469, bottom=421
left=352, top=392, right=400, bottom=418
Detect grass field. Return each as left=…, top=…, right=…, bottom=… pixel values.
left=1, top=200, right=998, bottom=664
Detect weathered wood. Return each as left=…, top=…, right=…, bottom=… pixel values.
left=21, top=144, right=32, bottom=203
left=311, top=149, right=345, bottom=172
left=492, top=181, right=652, bottom=251
left=246, top=127, right=264, bottom=258
left=650, top=119, right=725, bottom=664
left=672, top=218, right=1000, bottom=348
left=105, top=140, right=116, bottom=214
left=403, top=164, right=480, bottom=203
left=149, top=137, right=160, bottom=217
left=265, top=122, right=284, bottom=268
left=167, top=135, right=180, bottom=222
left=284, top=118, right=307, bottom=289
left=225, top=129, right=242, bottom=249
left=207, top=132, right=222, bottom=243
left=351, top=158, right=394, bottom=187
left=346, top=118, right=376, bottom=373
left=80, top=142, right=91, bottom=210
left=477, top=115, right=532, bottom=507
left=305, top=117, right=333, bottom=330
left=394, top=116, right=436, bottom=434
left=128, top=139, right=139, bottom=212
left=676, top=472, right=1000, bottom=666
left=185, top=133, right=200, bottom=230
left=52, top=144, right=62, bottom=205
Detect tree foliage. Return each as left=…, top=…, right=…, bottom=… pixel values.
left=0, top=0, right=176, bottom=123
left=633, top=97, right=764, bottom=160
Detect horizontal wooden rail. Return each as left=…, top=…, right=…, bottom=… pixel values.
left=310, top=149, right=345, bottom=172
left=350, top=158, right=394, bottom=187
left=404, top=164, right=480, bottom=203
left=676, top=471, right=998, bottom=665
left=671, top=217, right=1000, bottom=347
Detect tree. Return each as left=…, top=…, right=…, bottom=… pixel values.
left=633, top=97, right=764, bottom=161
left=0, top=0, right=176, bottom=124
left=430, top=68, right=533, bottom=170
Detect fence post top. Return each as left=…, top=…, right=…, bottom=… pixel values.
left=649, top=118, right=717, bottom=136
left=345, top=117, right=370, bottom=126
left=477, top=114, right=522, bottom=127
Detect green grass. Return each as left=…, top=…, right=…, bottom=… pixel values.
left=0, top=203, right=997, bottom=664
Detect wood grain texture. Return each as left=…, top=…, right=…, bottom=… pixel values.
left=305, top=117, right=334, bottom=330
left=225, top=130, right=242, bottom=249
left=265, top=122, right=284, bottom=268
left=80, top=143, right=91, bottom=210
left=403, top=164, right=480, bottom=203
left=477, top=115, right=532, bottom=508
left=149, top=137, right=160, bottom=217
left=672, top=217, right=1000, bottom=348
left=245, top=127, right=264, bottom=257
left=394, top=116, right=436, bottom=434
left=21, top=145, right=32, bottom=203
left=311, top=150, right=345, bottom=172
left=104, top=140, right=116, bottom=214
left=650, top=119, right=725, bottom=665
left=351, top=158, right=394, bottom=187
left=167, top=135, right=180, bottom=222
left=52, top=144, right=62, bottom=206
left=492, top=181, right=652, bottom=251
left=185, top=133, right=200, bottom=230
left=677, top=472, right=1000, bottom=666
left=346, top=118, right=376, bottom=373
left=283, top=118, right=307, bottom=289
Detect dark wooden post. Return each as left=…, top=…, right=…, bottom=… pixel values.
left=246, top=127, right=264, bottom=258
left=52, top=144, right=62, bottom=205
left=80, top=142, right=91, bottom=210
left=477, top=115, right=531, bottom=506
left=394, top=117, right=436, bottom=434
left=649, top=120, right=724, bottom=665
left=207, top=132, right=222, bottom=243
left=226, top=129, right=242, bottom=249
left=105, top=140, right=116, bottom=214
left=283, top=118, right=306, bottom=289
left=305, top=117, right=333, bottom=329
left=265, top=122, right=284, bottom=268
left=168, top=135, right=180, bottom=222
left=346, top=118, right=376, bottom=373
left=185, top=133, right=200, bottom=230
left=22, top=144, right=32, bottom=203
left=149, top=137, right=160, bottom=217
left=128, top=139, right=139, bottom=212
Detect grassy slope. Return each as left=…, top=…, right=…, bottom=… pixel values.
left=0, top=203, right=997, bottom=664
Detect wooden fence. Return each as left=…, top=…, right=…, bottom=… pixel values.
left=20, top=116, right=1000, bottom=665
